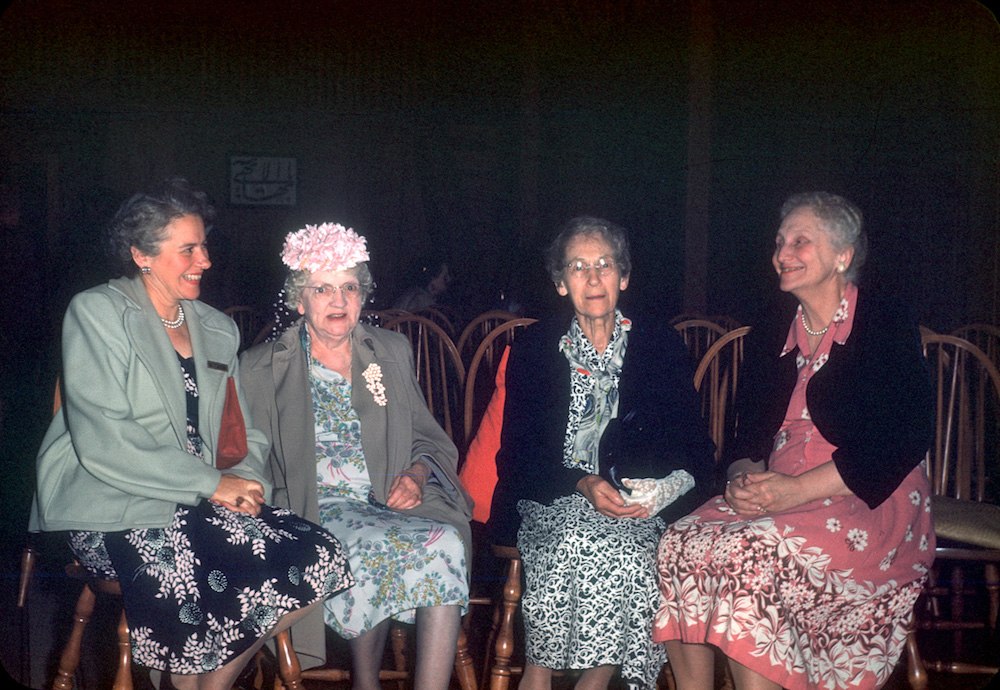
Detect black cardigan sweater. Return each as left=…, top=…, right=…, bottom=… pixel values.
left=725, top=289, right=934, bottom=509
left=488, top=312, right=716, bottom=546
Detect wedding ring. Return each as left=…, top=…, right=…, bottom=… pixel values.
left=236, top=496, right=245, bottom=506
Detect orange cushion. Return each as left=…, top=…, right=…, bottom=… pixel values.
left=459, top=346, right=509, bottom=523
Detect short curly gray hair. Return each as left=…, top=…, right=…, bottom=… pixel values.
left=283, top=262, right=375, bottom=311
left=105, top=178, right=214, bottom=277
left=780, top=192, right=868, bottom=283
left=544, top=216, right=632, bottom=284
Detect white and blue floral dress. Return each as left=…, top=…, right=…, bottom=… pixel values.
left=69, top=354, right=353, bottom=674
left=308, top=354, right=468, bottom=638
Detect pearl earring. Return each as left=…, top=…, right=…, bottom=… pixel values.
left=837, top=264, right=845, bottom=273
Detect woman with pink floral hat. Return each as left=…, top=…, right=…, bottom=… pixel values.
left=240, top=222, right=473, bottom=690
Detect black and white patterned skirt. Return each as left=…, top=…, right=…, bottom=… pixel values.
left=517, top=494, right=666, bottom=689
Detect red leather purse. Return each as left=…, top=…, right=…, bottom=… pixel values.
left=216, top=376, right=248, bottom=470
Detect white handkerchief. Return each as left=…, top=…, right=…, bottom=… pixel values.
left=619, top=469, right=695, bottom=515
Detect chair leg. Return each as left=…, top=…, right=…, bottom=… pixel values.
left=481, top=592, right=504, bottom=689
left=52, top=583, right=96, bottom=690
left=390, top=625, right=407, bottom=690
left=274, top=629, right=305, bottom=690
left=112, top=609, right=133, bottom=690
left=949, top=565, right=966, bottom=657
left=453, top=623, right=477, bottom=690
left=905, top=629, right=929, bottom=690
left=489, top=557, right=522, bottom=690
left=986, top=563, right=999, bottom=632
left=18, top=545, right=37, bottom=608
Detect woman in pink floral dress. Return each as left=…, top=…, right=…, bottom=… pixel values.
left=654, top=192, right=935, bottom=690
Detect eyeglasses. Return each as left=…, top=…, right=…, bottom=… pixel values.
left=565, top=258, right=617, bottom=277
left=304, top=283, right=362, bottom=298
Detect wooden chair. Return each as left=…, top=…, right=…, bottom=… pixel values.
left=411, top=305, right=458, bottom=339
left=459, top=321, right=536, bottom=690
left=463, top=318, right=536, bottom=443
left=273, top=625, right=478, bottom=690
left=359, top=309, right=412, bottom=329
left=383, top=314, right=466, bottom=443
left=377, top=308, right=413, bottom=322
left=486, top=545, right=523, bottom=690
left=18, top=378, right=134, bottom=690
left=669, top=313, right=741, bottom=331
left=692, top=326, right=751, bottom=463
left=952, top=323, right=1000, bottom=367
left=457, top=310, right=520, bottom=368
left=709, top=314, right=743, bottom=331
left=668, top=312, right=706, bottom=325
left=223, top=305, right=267, bottom=353
left=907, top=333, right=1000, bottom=686
left=673, top=318, right=729, bottom=370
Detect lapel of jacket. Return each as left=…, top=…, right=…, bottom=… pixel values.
left=114, top=276, right=187, bottom=447
left=188, top=302, right=235, bottom=460
left=351, top=324, right=394, bottom=498
left=271, top=323, right=314, bottom=484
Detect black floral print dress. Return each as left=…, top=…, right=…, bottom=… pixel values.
left=68, top=354, right=353, bottom=674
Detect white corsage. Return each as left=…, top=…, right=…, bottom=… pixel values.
left=362, top=363, right=387, bottom=406
left=620, top=469, right=695, bottom=516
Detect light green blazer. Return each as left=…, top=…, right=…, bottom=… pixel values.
left=29, top=276, right=271, bottom=533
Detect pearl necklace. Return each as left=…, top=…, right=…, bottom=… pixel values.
left=800, top=310, right=828, bottom=337
left=161, top=304, right=186, bottom=329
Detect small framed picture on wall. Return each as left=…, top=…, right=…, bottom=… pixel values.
left=229, top=155, right=297, bottom=205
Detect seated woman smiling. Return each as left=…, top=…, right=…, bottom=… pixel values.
left=654, top=192, right=935, bottom=690
left=29, top=179, right=351, bottom=690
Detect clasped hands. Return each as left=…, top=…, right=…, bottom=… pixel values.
left=212, top=473, right=265, bottom=516
left=724, top=460, right=800, bottom=516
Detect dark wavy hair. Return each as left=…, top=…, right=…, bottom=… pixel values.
left=105, top=178, right=215, bottom=277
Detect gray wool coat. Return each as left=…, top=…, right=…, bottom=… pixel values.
left=239, top=320, right=473, bottom=669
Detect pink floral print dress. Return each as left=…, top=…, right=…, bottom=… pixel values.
left=653, top=285, right=934, bottom=689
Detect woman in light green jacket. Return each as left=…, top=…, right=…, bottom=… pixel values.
left=30, top=179, right=352, bottom=690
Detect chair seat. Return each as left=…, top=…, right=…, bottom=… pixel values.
left=932, top=495, right=1000, bottom=549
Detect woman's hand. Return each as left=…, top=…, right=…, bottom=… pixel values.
left=211, top=474, right=265, bottom=516
left=577, top=474, right=648, bottom=519
left=726, top=471, right=796, bottom=515
left=386, top=459, right=431, bottom=510
left=724, top=458, right=768, bottom=515
left=726, top=461, right=853, bottom=515
left=724, top=471, right=768, bottom=515
left=740, top=472, right=804, bottom=514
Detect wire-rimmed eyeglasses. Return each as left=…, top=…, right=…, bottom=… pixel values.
left=303, top=283, right=362, bottom=298
left=564, top=258, right=617, bottom=277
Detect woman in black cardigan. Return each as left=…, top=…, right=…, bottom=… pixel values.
left=654, top=193, right=935, bottom=690
left=489, top=217, right=715, bottom=690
